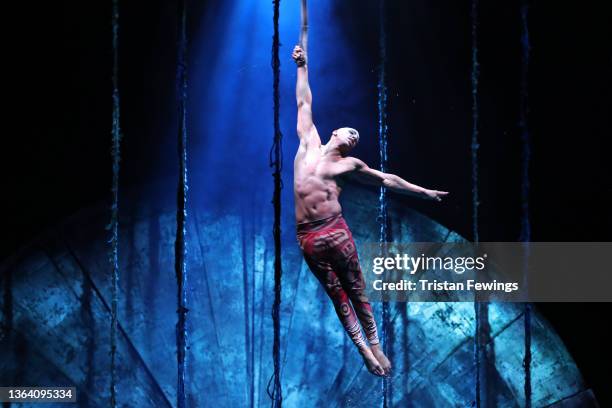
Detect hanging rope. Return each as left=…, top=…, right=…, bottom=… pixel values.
left=241, top=206, right=254, bottom=408
left=470, top=0, right=483, bottom=406
left=266, top=0, right=283, bottom=406
left=377, top=0, right=390, bottom=406
left=175, top=0, right=189, bottom=407
left=470, top=4, right=480, bottom=247
left=107, top=0, right=121, bottom=406
left=519, top=2, right=532, bottom=407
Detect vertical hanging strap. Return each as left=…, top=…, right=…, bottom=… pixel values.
left=519, top=2, right=532, bottom=407
left=267, top=0, right=283, bottom=406
left=108, top=0, right=121, bottom=406
left=470, top=0, right=482, bottom=406
left=377, top=0, right=390, bottom=406
left=299, top=0, right=308, bottom=53
left=175, top=0, right=189, bottom=407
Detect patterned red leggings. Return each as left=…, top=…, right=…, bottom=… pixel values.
left=297, top=213, right=379, bottom=351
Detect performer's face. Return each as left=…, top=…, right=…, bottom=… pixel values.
left=332, top=127, right=359, bottom=152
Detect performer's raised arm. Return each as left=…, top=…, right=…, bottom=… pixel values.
left=292, top=0, right=320, bottom=149
left=292, top=45, right=319, bottom=148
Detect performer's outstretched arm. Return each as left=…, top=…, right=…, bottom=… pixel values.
left=345, top=158, right=449, bottom=201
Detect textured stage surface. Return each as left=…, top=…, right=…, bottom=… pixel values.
left=0, top=181, right=598, bottom=407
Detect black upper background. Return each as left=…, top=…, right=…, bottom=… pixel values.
left=6, top=0, right=611, bottom=403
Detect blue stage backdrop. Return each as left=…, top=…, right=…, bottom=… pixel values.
left=0, top=179, right=597, bottom=407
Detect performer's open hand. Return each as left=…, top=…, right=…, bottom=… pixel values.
left=425, top=189, right=449, bottom=202
left=292, top=45, right=306, bottom=66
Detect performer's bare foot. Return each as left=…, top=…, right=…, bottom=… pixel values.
left=359, top=347, right=385, bottom=376
left=371, top=344, right=392, bottom=376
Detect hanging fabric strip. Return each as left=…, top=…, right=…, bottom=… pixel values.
left=266, top=0, right=284, bottom=406
left=519, top=2, right=532, bottom=407
left=470, top=0, right=482, bottom=406
left=378, top=0, right=390, bottom=406
left=108, top=0, right=121, bottom=406
left=175, top=0, right=189, bottom=407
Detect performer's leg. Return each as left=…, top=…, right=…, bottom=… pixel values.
left=339, top=249, right=392, bottom=374
left=305, top=258, right=368, bottom=351
left=324, top=221, right=380, bottom=346
left=340, top=251, right=380, bottom=346
left=297, top=216, right=386, bottom=376
left=304, top=257, right=385, bottom=376
left=329, top=220, right=392, bottom=374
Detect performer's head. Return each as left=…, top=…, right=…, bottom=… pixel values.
left=331, top=127, right=359, bottom=154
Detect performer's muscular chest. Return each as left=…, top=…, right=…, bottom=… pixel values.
left=295, top=148, right=331, bottom=178
left=294, top=150, right=342, bottom=196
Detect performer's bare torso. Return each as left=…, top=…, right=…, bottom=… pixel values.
left=294, top=143, right=346, bottom=223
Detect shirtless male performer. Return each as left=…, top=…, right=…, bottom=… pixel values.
left=292, top=44, right=449, bottom=377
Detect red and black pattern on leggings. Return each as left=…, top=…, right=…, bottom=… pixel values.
left=297, top=213, right=380, bottom=350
